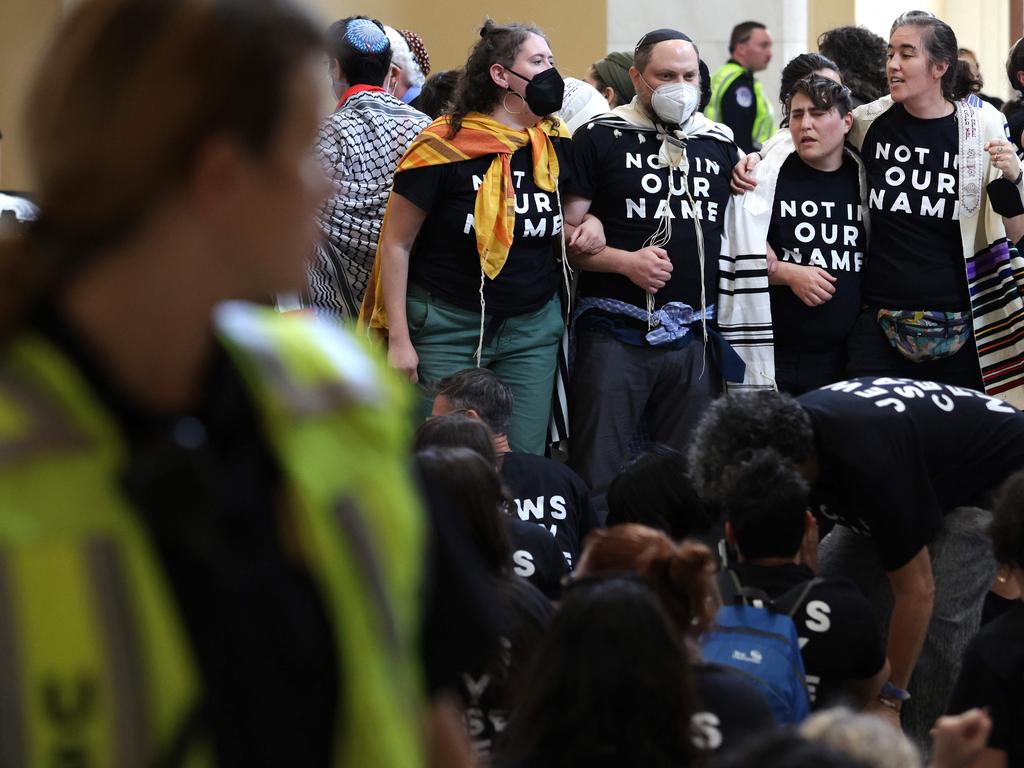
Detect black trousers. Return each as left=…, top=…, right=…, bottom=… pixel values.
left=567, top=328, right=723, bottom=495
left=846, top=307, right=983, bottom=390
left=774, top=347, right=846, bottom=396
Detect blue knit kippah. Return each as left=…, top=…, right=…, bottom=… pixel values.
left=345, top=18, right=388, bottom=54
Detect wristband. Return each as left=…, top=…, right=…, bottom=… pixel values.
left=1012, top=168, right=1024, bottom=186
left=879, top=682, right=911, bottom=701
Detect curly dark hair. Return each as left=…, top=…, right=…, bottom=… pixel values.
left=687, top=391, right=815, bottom=506
left=416, top=69, right=461, bottom=118
left=447, top=19, right=554, bottom=136
left=817, top=25, right=888, bottom=104
left=606, top=444, right=711, bottom=540
left=720, top=448, right=810, bottom=560
left=989, top=469, right=1024, bottom=569
left=787, top=73, right=854, bottom=122
left=780, top=53, right=838, bottom=107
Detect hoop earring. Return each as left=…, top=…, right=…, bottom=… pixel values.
left=502, top=90, right=526, bottom=115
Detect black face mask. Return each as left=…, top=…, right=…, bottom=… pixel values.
left=506, top=66, right=564, bottom=116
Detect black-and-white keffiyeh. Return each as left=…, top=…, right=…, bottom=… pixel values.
left=311, top=90, right=429, bottom=321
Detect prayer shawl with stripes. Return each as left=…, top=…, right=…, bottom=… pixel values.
left=849, top=96, right=1024, bottom=406
left=721, top=135, right=870, bottom=391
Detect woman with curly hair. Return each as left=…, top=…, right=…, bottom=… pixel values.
left=361, top=21, right=602, bottom=454
left=817, top=25, right=889, bottom=107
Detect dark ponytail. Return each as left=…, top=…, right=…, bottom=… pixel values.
left=447, top=19, right=546, bottom=136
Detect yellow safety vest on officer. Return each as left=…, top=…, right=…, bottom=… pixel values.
left=0, top=302, right=426, bottom=767
left=707, top=60, right=775, bottom=151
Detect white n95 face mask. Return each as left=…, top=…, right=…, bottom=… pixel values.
left=649, top=81, right=700, bottom=125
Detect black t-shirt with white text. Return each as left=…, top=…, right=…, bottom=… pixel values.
left=500, top=452, right=598, bottom=570
left=462, top=575, right=554, bottom=759
left=504, top=518, right=568, bottom=599
left=395, top=137, right=571, bottom=317
left=768, top=153, right=865, bottom=354
left=732, top=562, right=885, bottom=708
left=947, top=600, right=1024, bottom=763
left=861, top=104, right=966, bottom=310
left=569, top=122, right=738, bottom=311
left=799, top=377, right=1024, bottom=569
left=691, top=662, right=776, bottom=753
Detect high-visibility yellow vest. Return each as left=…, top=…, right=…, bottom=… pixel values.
left=0, top=301, right=426, bottom=767
left=707, top=61, right=775, bottom=149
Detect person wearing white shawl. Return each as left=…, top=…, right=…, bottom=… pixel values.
left=723, top=74, right=868, bottom=395
left=561, top=29, right=744, bottom=497
left=734, top=13, right=1024, bottom=410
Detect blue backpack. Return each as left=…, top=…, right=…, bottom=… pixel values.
left=699, top=569, right=818, bottom=724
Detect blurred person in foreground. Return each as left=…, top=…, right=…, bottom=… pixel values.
left=0, top=0, right=437, bottom=764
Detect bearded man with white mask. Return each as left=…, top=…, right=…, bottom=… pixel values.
left=563, top=29, right=743, bottom=498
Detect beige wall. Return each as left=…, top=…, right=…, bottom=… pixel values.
left=4, top=0, right=1014, bottom=191
left=1, top=0, right=604, bottom=192
left=807, top=0, right=854, bottom=49
left=808, top=0, right=1013, bottom=102
left=0, top=0, right=63, bottom=190
left=306, top=0, right=606, bottom=78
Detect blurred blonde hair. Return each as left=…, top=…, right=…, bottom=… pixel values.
left=800, top=707, right=923, bottom=768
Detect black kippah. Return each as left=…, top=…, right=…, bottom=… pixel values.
left=634, top=28, right=692, bottom=53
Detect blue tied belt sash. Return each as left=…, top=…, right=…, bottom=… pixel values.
left=574, top=297, right=746, bottom=382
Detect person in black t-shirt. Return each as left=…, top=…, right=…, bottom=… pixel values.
left=844, top=15, right=1024, bottom=392
left=577, top=525, right=776, bottom=756
left=414, top=413, right=568, bottom=598
left=562, top=28, right=741, bottom=497
left=718, top=449, right=887, bottom=709
left=415, top=447, right=555, bottom=759
left=497, top=575, right=698, bottom=768
left=367, top=21, right=604, bottom=455
left=0, top=2, right=450, bottom=764
left=430, top=368, right=598, bottom=570
left=947, top=470, right=1024, bottom=768
left=733, top=15, right=1024, bottom=403
left=689, top=378, right=1024, bottom=745
left=606, top=444, right=713, bottom=542
left=736, top=74, right=866, bottom=394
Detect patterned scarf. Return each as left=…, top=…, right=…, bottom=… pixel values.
left=361, top=112, right=568, bottom=331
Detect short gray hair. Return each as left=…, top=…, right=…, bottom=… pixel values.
left=800, top=708, right=923, bottom=768
left=434, top=368, right=514, bottom=437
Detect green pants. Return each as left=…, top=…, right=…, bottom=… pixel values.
left=407, top=283, right=564, bottom=454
